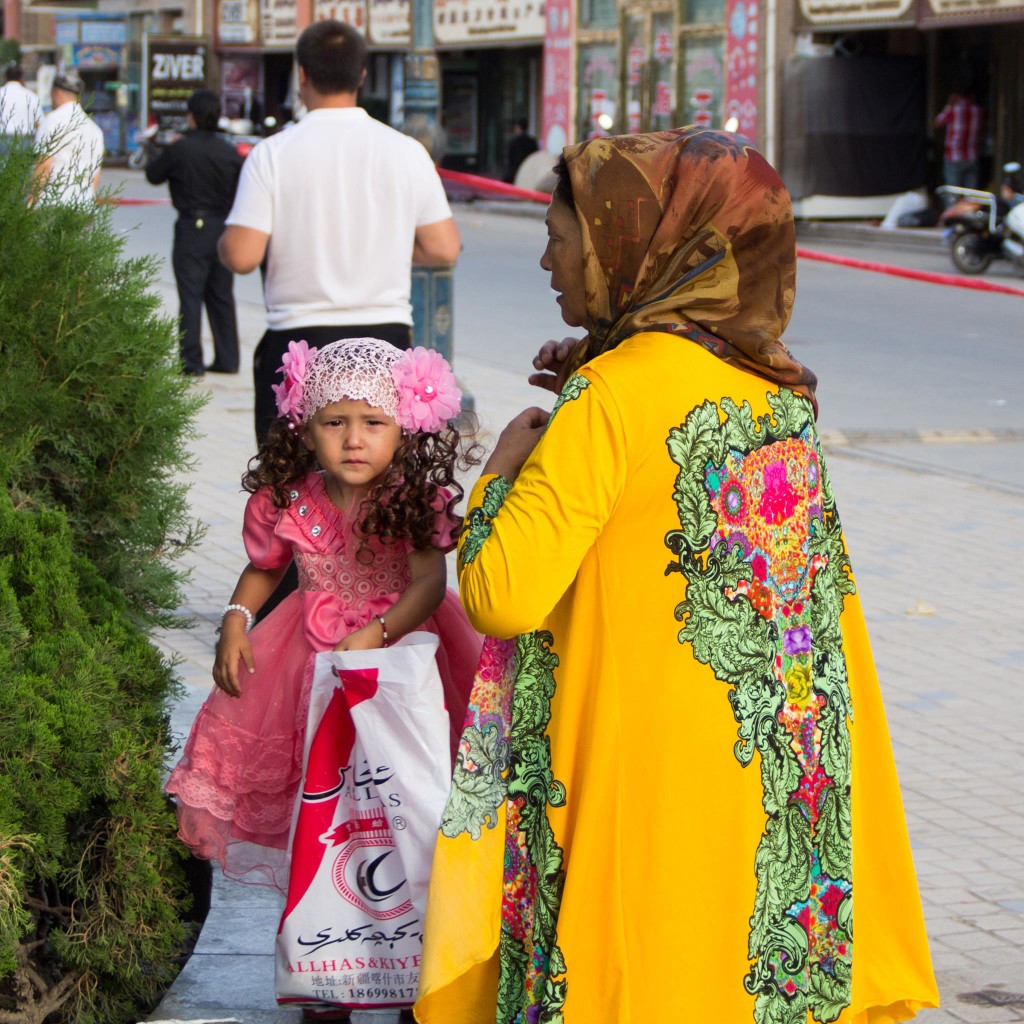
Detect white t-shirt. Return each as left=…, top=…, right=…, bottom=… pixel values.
left=226, top=106, right=453, bottom=330
left=34, top=101, right=105, bottom=206
left=0, top=80, right=41, bottom=135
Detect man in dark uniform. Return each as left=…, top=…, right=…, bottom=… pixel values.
left=146, top=89, right=244, bottom=376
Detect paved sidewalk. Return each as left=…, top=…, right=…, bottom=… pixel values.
left=144, top=284, right=1024, bottom=1023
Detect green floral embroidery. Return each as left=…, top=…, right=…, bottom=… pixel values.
left=441, top=637, right=516, bottom=840
left=497, top=630, right=568, bottom=1024
left=665, top=389, right=855, bottom=1024
left=548, top=372, right=590, bottom=423
left=460, top=474, right=512, bottom=569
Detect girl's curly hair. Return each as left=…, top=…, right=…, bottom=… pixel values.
left=242, top=415, right=482, bottom=555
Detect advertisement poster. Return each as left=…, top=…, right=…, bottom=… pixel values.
left=368, top=0, right=410, bottom=45
left=222, top=56, right=263, bottom=120
left=443, top=74, right=478, bottom=155
left=261, top=0, right=299, bottom=47
left=71, top=44, right=123, bottom=69
left=540, top=0, right=572, bottom=154
left=219, top=0, right=260, bottom=44
left=315, top=0, right=367, bottom=30
left=143, top=36, right=209, bottom=130
left=725, top=0, right=758, bottom=140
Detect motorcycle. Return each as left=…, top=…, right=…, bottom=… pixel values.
left=127, top=121, right=182, bottom=169
left=937, top=162, right=1024, bottom=275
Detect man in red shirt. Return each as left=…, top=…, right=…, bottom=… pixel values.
left=935, top=90, right=983, bottom=189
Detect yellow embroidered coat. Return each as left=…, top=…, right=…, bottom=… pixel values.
left=416, top=332, right=939, bottom=1024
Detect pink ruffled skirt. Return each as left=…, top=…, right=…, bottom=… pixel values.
left=165, top=589, right=480, bottom=891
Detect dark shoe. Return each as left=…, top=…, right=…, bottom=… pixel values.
left=399, top=1010, right=416, bottom=1022
left=205, top=363, right=239, bottom=374
left=182, top=367, right=205, bottom=378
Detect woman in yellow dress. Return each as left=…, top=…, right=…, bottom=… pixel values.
left=416, top=128, right=939, bottom=1024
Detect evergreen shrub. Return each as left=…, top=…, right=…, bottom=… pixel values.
left=0, top=140, right=205, bottom=627
left=0, top=135, right=205, bottom=1020
left=0, top=497, right=188, bottom=1023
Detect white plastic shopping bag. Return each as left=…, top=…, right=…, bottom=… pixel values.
left=275, top=632, right=451, bottom=1011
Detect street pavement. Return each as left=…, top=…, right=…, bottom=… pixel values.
left=123, top=176, right=1024, bottom=1023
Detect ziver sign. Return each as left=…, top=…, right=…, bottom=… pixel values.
left=142, top=35, right=210, bottom=130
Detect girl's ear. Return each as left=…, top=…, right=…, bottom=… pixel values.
left=299, top=425, right=316, bottom=452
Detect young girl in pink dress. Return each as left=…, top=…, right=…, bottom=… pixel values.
left=167, top=338, right=481, bottom=929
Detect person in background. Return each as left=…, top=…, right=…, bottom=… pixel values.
left=416, top=128, right=939, bottom=1023
left=934, top=88, right=983, bottom=189
left=217, top=19, right=460, bottom=444
left=31, top=73, right=103, bottom=207
left=0, top=63, right=41, bottom=156
left=145, top=89, right=244, bottom=378
left=504, top=116, right=538, bottom=183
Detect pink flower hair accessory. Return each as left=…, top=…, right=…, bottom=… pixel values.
left=271, top=339, right=318, bottom=423
left=392, top=347, right=462, bottom=434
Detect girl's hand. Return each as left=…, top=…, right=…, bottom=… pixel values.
left=212, top=619, right=255, bottom=698
left=334, top=621, right=384, bottom=652
left=483, top=406, right=550, bottom=481
left=528, top=337, right=582, bottom=393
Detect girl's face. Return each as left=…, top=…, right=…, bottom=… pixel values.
left=302, top=398, right=402, bottom=499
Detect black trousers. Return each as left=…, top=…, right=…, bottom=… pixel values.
left=251, top=320, right=412, bottom=622
left=252, top=321, right=411, bottom=444
left=172, top=215, right=240, bottom=374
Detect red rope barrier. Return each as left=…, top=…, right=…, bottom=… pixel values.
left=797, top=246, right=1024, bottom=298
left=438, top=167, right=550, bottom=204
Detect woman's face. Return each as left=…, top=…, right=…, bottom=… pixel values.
left=540, top=196, right=588, bottom=329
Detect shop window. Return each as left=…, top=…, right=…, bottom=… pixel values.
left=577, top=42, right=618, bottom=140
left=579, top=0, right=617, bottom=30
left=682, top=0, right=724, bottom=26
left=680, top=35, right=723, bottom=129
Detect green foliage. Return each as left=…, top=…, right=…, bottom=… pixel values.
left=0, top=41, right=19, bottom=67
left=0, top=134, right=204, bottom=1021
left=0, top=494, right=188, bottom=1023
left=0, top=140, right=205, bottom=628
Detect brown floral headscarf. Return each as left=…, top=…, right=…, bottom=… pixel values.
left=560, top=127, right=817, bottom=408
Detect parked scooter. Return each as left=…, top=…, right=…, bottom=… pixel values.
left=937, top=162, right=1024, bottom=275
left=127, top=121, right=182, bottom=169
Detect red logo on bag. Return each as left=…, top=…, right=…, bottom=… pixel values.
left=330, top=810, right=413, bottom=919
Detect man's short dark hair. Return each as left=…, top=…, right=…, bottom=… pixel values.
left=4, top=64, right=24, bottom=83
left=187, top=89, right=221, bottom=131
left=296, top=20, right=367, bottom=95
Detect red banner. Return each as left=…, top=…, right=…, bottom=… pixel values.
left=541, top=0, right=574, bottom=154
left=725, top=0, right=759, bottom=141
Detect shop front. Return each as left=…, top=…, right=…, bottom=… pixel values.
left=782, top=0, right=1024, bottom=216
left=433, top=0, right=544, bottom=178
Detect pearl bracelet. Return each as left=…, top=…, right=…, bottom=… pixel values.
left=222, top=603, right=254, bottom=632
left=376, top=614, right=389, bottom=647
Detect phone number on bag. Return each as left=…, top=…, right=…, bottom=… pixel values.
left=348, top=987, right=417, bottom=1000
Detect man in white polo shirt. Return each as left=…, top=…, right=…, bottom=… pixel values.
left=32, top=72, right=104, bottom=207
left=218, top=19, right=460, bottom=442
left=0, top=64, right=41, bottom=155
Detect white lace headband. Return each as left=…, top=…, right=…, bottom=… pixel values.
left=272, top=337, right=461, bottom=434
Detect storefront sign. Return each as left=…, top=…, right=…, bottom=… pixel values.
left=219, top=0, right=260, bottom=45
left=434, top=0, right=545, bottom=45
left=923, top=0, right=1024, bottom=20
left=368, top=0, right=410, bottom=45
left=315, top=0, right=367, bottom=31
left=540, top=0, right=572, bottom=153
left=71, top=43, right=123, bottom=68
left=796, top=0, right=914, bottom=26
left=143, top=35, right=209, bottom=129
left=725, top=0, right=758, bottom=140
left=262, top=0, right=299, bottom=46
left=80, top=19, right=127, bottom=44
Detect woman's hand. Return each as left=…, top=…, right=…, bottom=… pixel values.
left=528, top=337, right=582, bottom=393
left=212, top=617, right=255, bottom=698
left=483, top=406, right=550, bottom=481
left=334, top=620, right=384, bottom=652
